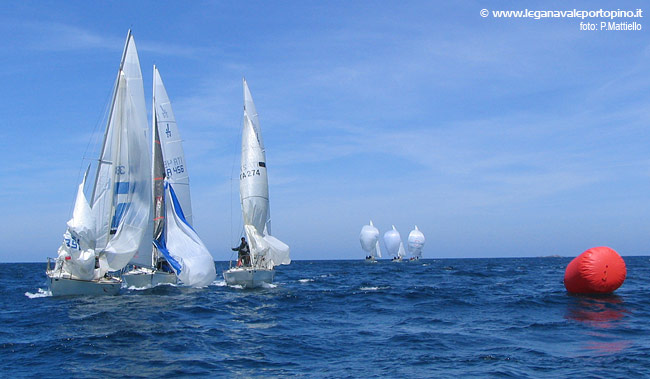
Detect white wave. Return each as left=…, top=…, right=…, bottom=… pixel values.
left=212, top=280, right=227, bottom=287
left=127, top=285, right=152, bottom=291
left=25, top=288, right=51, bottom=298
left=261, top=282, right=277, bottom=289
left=422, top=264, right=430, bottom=266
left=298, top=278, right=314, bottom=283
left=359, top=286, right=389, bottom=291
left=229, top=284, right=244, bottom=289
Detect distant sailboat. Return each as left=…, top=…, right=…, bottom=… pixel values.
left=46, top=31, right=151, bottom=296
left=360, top=221, right=382, bottom=262
left=122, top=66, right=216, bottom=288
left=407, top=225, right=425, bottom=261
left=223, top=79, right=290, bottom=288
left=384, top=225, right=406, bottom=262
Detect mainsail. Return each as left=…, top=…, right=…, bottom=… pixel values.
left=360, top=220, right=382, bottom=258
left=59, top=31, right=151, bottom=277
left=149, top=67, right=216, bottom=286
left=240, top=79, right=290, bottom=269
left=384, top=225, right=406, bottom=259
left=407, top=225, right=425, bottom=258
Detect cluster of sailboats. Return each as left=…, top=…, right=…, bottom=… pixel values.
left=45, top=31, right=290, bottom=296
left=360, top=222, right=425, bottom=262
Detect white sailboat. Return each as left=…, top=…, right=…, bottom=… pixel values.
left=407, top=225, right=425, bottom=261
left=223, top=79, right=290, bottom=288
left=360, top=220, right=382, bottom=262
left=46, top=31, right=151, bottom=296
left=384, top=225, right=406, bottom=262
left=123, top=66, right=216, bottom=288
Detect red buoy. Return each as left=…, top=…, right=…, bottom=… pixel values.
left=564, top=247, right=626, bottom=294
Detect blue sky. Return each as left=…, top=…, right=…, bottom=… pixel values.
left=1, top=1, right=649, bottom=262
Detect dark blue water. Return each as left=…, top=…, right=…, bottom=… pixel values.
left=3, top=257, right=650, bottom=377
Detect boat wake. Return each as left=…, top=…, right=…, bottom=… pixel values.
left=212, top=280, right=227, bottom=287
left=261, top=282, right=277, bottom=289
left=25, top=288, right=52, bottom=298
left=298, top=278, right=314, bottom=283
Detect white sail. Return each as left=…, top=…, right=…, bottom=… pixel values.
left=153, top=67, right=192, bottom=224
left=384, top=225, right=405, bottom=258
left=408, top=225, right=425, bottom=258
left=56, top=168, right=97, bottom=280
left=148, top=67, right=215, bottom=286
left=360, top=220, right=382, bottom=258
left=240, top=79, right=290, bottom=269
left=153, top=182, right=216, bottom=287
left=89, top=32, right=151, bottom=272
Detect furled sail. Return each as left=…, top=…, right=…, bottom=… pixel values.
left=407, top=225, right=425, bottom=258
left=240, top=79, right=290, bottom=269
left=90, top=32, right=151, bottom=272
left=383, top=225, right=405, bottom=258
left=153, top=182, right=216, bottom=287
left=360, top=220, right=382, bottom=258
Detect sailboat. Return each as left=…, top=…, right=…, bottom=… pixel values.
left=122, top=66, right=216, bottom=288
left=46, top=31, right=151, bottom=296
left=223, top=79, right=290, bottom=288
left=407, top=225, right=425, bottom=261
left=384, top=225, right=406, bottom=262
left=360, top=220, right=382, bottom=262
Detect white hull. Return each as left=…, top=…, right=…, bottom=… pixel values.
left=365, top=257, right=377, bottom=263
left=47, top=271, right=121, bottom=296
left=122, top=267, right=177, bottom=288
left=223, top=267, right=274, bottom=288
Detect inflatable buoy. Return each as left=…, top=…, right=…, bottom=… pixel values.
left=564, top=247, right=626, bottom=294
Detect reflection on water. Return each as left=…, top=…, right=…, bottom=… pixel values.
left=565, top=294, right=627, bottom=329
left=565, top=293, right=631, bottom=354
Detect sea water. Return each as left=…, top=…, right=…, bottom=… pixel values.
left=3, top=257, right=650, bottom=377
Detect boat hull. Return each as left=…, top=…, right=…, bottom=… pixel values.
left=123, top=268, right=178, bottom=289
left=223, top=267, right=274, bottom=288
left=47, top=272, right=121, bottom=296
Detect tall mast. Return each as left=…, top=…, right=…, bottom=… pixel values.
left=151, top=65, right=158, bottom=267
left=91, top=29, right=133, bottom=204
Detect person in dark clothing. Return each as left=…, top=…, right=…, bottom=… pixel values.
left=232, top=237, right=250, bottom=267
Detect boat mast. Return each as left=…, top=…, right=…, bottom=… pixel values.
left=151, top=65, right=160, bottom=268
left=90, top=29, right=133, bottom=204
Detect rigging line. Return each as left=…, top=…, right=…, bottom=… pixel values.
left=69, top=81, right=114, bottom=218
left=229, top=105, right=245, bottom=246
